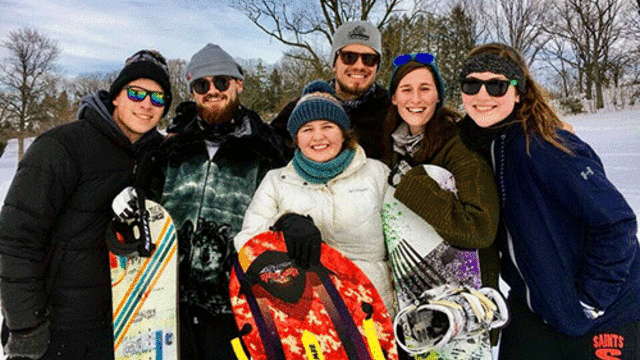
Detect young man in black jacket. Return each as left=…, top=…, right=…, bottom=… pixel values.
left=0, top=50, right=172, bottom=360
left=271, top=21, right=392, bottom=162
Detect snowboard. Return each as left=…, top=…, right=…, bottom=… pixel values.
left=109, top=199, right=179, bottom=360
left=382, top=164, right=491, bottom=360
left=229, top=230, right=398, bottom=360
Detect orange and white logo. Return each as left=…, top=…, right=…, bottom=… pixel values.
left=593, top=333, right=625, bottom=360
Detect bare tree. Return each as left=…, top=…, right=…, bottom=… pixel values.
left=163, top=59, right=189, bottom=129
left=0, top=27, right=60, bottom=159
left=478, top=0, right=550, bottom=64
left=71, top=72, right=117, bottom=101
left=539, top=39, right=580, bottom=97
left=233, top=0, right=406, bottom=71
left=543, top=0, right=625, bottom=109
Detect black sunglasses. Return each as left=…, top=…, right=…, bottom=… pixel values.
left=460, top=78, right=519, bottom=97
left=191, top=76, right=232, bottom=94
left=337, top=50, right=380, bottom=67
left=125, top=86, right=166, bottom=107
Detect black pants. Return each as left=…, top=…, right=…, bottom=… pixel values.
left=41, top=326, right=114, bottom=360
left=180, top=306, right=239, bottom=360
left=499, top=296, right=640, bottom=360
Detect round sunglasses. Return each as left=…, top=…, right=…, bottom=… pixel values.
left=191, top=76, right=232, bottom=95
left=125, top=86, right=166, bottom=107
left=460, top=78, right=519, bottom=97
left=337, top=50, right=380, bottom=67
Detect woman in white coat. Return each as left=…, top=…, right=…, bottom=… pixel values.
left=234, top=81, right=395, bottom=313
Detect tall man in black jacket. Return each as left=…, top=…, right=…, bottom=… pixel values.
left=151, top=44, right=289, bottom=360
left=0, top=50, right=172, bottom=360
left=271, top=20, right=392, bottom=162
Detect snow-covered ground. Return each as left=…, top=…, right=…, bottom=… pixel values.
left=567, top=109, right=640, bottom=215
left=0, top=109, right=638, bottom=359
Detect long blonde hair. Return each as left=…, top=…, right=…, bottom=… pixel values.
left=464, top=43, right=572, bottom=154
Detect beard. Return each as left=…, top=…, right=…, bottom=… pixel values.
left=335, top=75, right=371, bottom=100
left=196, top=92, right=240, bottom=124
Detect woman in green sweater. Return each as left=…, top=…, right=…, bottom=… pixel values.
left=382, top=53, right=503, bottom=357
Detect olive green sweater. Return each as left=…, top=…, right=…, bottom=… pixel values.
left=393, top=134, right=501, bottom=290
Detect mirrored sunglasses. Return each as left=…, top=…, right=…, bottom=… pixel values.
left=125, top=86, right=166, bottom=107
left=337, top=50, right=380, bottom=67
left=191, top=76, right=232, bottom=95
left=392, top=53, right=435, bottom=67
left=460, top=78, right=519, bottom=97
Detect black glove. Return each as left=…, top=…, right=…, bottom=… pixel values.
left=3, top=320, right=50, bottom=359
left=271, top=213, right=322, bottom=269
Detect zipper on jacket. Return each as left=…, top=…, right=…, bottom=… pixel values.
left=492, top=135, right=534, bottom=312
left=194, top=159, right=213, bottom=231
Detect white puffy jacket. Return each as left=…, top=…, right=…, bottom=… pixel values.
left=234, top=146, right=395, bottom=314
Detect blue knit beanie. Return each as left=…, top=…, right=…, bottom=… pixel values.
left=287, top=80, right=350, bottom=137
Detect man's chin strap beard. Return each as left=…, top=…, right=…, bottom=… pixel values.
left=336, top=79, right=367, bottom=100
left=197, top=96, right=239, bottom=125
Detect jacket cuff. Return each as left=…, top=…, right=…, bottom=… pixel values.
left=579, top=300, right=604, bottom=319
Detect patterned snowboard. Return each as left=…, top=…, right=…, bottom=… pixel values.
left=229, top=231, right=398, bottom=360
left=109, top=199, right=179, bottom=360
left=382, top=165, right=491, bottom=360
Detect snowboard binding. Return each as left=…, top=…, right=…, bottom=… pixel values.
left=106, top=187, right=156, bottom=258
left=394, top=284, right=508, bottom=355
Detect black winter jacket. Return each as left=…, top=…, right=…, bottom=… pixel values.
left=0, top=92, right=163, bottom=331
left=151, top=101, right=290, bottom=316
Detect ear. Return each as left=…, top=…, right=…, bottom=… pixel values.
left=235, top=79, right=244, bottom=94
left=515, top=93, right=520, bottom=103
left=391, top=93, right=398, bottom=106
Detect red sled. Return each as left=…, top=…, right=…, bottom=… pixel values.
left=229, top=231, right=398, bottom=360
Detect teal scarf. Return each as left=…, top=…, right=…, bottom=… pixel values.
left=292, top=148, right=356, bottom=184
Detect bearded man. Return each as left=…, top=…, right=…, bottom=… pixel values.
left=150, top=44, right=289, bottom=360
left=271, top=21, right=392, bottom=162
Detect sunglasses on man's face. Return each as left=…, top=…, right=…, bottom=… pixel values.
left=125, top=86, right=166, bottom=107
left=337, top=50, right=380, bottom=67
left=191, top=76, right=232, bottom=95
left=460, top=78, right=519, bottom=97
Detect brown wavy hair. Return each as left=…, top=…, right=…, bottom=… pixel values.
left=464, top=43, right=571, bottom=154
left=383, top=61, right=460, bottom=165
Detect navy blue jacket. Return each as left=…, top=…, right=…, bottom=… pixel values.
left=492, top=125, right=640, bottom=336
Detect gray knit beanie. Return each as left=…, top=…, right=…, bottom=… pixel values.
left=287, top=80, right=350, bottom=137
left=330, top=21, right=382, bottom=66
left=185, top=44, right=244, bottom=88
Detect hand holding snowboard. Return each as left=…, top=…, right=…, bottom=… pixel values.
left=271, top=213, right=322, bottom=269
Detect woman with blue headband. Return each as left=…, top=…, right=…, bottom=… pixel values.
left=458, top=42, right=640, bottom=360
left=382, top=52, right=505, bottom=359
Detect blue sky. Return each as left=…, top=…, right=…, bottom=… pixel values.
left=0, top=0, right=291, bottom=77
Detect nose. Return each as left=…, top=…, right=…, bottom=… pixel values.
left=310, top=128, right=325, bottom=140
left=140, top=95, right=154, bottom=108
left=476, top=83, right=491, bottom=98
left=206, top=79, right=219, bottom=94
left=411, top=89, right=422, bottom=102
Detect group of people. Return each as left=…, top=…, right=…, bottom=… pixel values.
left=0, top=18, right=638, bottom=360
